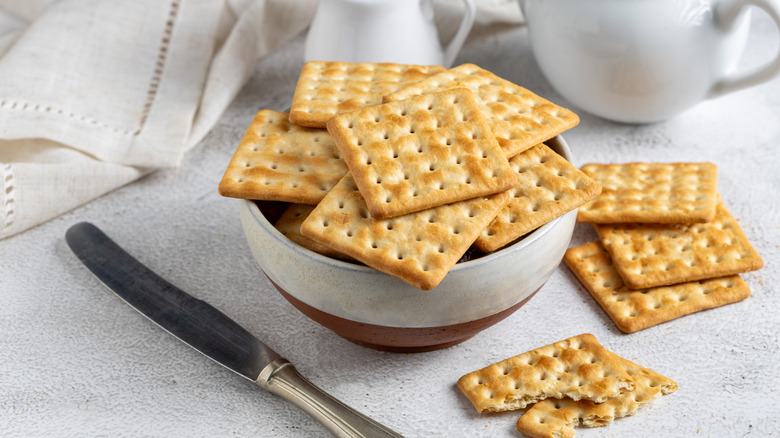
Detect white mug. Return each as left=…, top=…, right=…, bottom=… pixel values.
left=520, top=0, right=780, bottom=123
left=305, top=0, right=476, bottom=67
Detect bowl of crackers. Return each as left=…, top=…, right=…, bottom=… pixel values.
left=222, top=61, right=601, bottom=352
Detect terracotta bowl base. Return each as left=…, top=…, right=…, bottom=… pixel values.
left=267, top=275, right=542, bottom=353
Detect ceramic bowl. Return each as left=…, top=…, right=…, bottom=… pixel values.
left=239, top=136, right=577, bottom=353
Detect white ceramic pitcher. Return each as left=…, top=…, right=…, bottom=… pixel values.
left=305, top=0, right=476, bottom=67
left=520, top=0, right=780, bottom=123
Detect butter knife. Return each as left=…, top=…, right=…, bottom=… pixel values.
left=65, top=222, right=403, bottom=438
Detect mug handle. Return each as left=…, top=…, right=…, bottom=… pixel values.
left=442, top=0, right=476, bottom=67
left=709, top=0, right=780, bottom=98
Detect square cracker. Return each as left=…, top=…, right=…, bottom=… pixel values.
left=274, top=204, right=350, bottom=260
left=473, top=143, right=602, bottom=252
left=299, top=173, right=510, bottom=290
left=457, top=334, right=635, bottom=414
left=288, top=61, right=445, bottom=128
left=326, top=87, right=517, bottom=219
left=577, top=162, right=718, bottom=224
left=517, top=351, right=677, bottom=438
left=564, top=241, right=751, bottom=333
left=383, top=63, right=580, bottom=158
left=594, top=199, right=764, bottom=289
left=218, top=110, right=348, bottom=204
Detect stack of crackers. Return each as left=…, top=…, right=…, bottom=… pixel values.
left=457, top=333, right=677, bottom=438
left=219, top=61, right=602, bottom=290
left=567, top=162, right=764, bottom=332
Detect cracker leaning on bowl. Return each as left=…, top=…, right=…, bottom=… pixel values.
left=300, top=173, right=511, bottom=291
left=384, top=63, right=580, bottom=158
left=218, top=110, right=348, bottom=205
left=474, top=143, right=602, bottom=253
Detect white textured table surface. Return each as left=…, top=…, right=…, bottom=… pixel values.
left=2, top=16, right=779, bottom=438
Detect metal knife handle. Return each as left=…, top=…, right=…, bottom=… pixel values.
left=257, top=359, right=404, bottom=438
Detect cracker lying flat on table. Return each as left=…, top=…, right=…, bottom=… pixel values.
left=457, top=334, right=635, bottom=414
left=594, top=199, right=764, bottom=289
left=564, top=241, right=751, bottom=333
left=274, top=204, right=350, bottom=259
left=383, top=63, right=579, bottom=158
left=289, top=61, right=446, bottom=128
left=326, top=87, right=517, bottom=219
left=577, top=162, right=718, bottom=224
left=473, top=143, right=602, bottom=252
left=517, top=351, right=677, bottom=438
left=218, top=110, right=348, bottom=204
left=299, top=173, right=511, bottom=290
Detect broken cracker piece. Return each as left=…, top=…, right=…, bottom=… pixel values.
left=516, top=352, right=677, bottom=438
left=457, top=334, right=635, bottom=414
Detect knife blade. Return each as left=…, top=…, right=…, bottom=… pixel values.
left=66, top=222, right=403, bottom=438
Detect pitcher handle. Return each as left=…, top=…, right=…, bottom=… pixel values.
left=442, top=0, right=476, bottom=67
left=709, top=0, right=780, bottom=98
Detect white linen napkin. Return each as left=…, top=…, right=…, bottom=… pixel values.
left=0, top=0, right=523, bottom=239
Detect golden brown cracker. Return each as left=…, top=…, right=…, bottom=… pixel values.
left=564, top=241, right=751, bottom=333
left=457, top=334, right=635, bottom=413
left=299, top=173, right=510, bottom=290
left=473, top=144, right=602, bottom=252
left=594, top=199, right=763, bottom=289
left=326, top=87, right=517, bottom=219
left=218, top=110, right=348, bottom=204
left=289, top=61, right=445, bottom=128
left=517, top=352, right=677, bottom=438
left=577, top=162, right=718, bottom=224
left=384, top=63, right=579, bottom=158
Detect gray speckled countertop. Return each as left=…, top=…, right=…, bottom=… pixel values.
left=2, top=14, right=779, bottom=438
